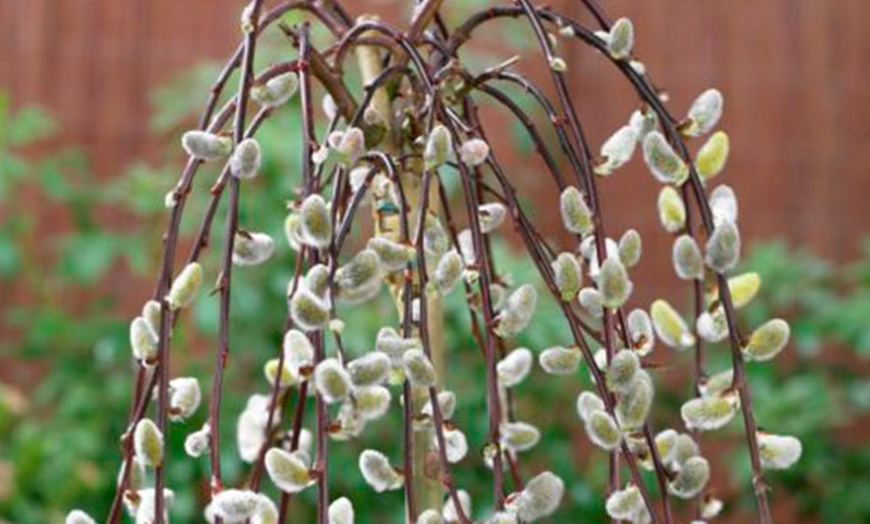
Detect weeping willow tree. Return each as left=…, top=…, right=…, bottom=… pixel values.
left=67, top=1, right=800, bottom=523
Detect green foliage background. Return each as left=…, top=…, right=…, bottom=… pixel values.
left=2, top=25, right=870, bottom=522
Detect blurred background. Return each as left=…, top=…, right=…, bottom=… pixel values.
left=1, top=0, right=869, bottom=522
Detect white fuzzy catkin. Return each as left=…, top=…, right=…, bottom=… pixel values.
left=252, top=494, right=278, bottom=524
left=168, top=377, right=201, bottom=421
left=552, top=252, right=582, bottom=301
left=681, top=394, right=739, bottom=431
left=434, top=250, right=463, bottom=294
left=181, top=130, right=232, bottom=161
left=497, top=348, right=533, bottom=387
left=668, top=456, right=710, bottom=499
left=709, top=184, right=739, bottom=227
left=237, top=394, right=281, bottom=463
left=131, top=488, right=174, bottom=524
left=65, top=510, right=96, bottom=524
left=629, top=109, right=657, bottom=141
left=696, top=308, right=729, bottom=343
left=758, top=433, right=802, bottom=470
left=375, top=327, right=421, bottom=362
left=578, top=287, right=604, bottom=318
left=460, top=137, right=491, bottom=166
left=650, top=299, right=695, bottom=349
left=705, top=221, right=741, bottom=273
left=416, top=509, right=442, bottom=524
left=251, top=72, right=298, bottom=108
left=336, top=249, right=383, bottom=304
left=548, top=56, right=568, bottom=72
left=743, top=319, right=790, bottom=361
left=576, top=391, right=606, bottom=422
left=367, top=237, right=414, bottom=272
left=560, top=186, right=594, bottom=235
left=615, top=372, right=654, bottom=431
left=501, top=421, right=541, bottom=452
left=184, top=424, right=211, bottom=458
left=284, top=213, right=303, bottom=251
left=230, top=138, right=261, bottom=180
left=443, top=490, right=473, bottom=522
left=210, top=489, right=264, bottom=521
left=438, top=427, right=469, bottom=463
left=130, top=316, right=158, bottom=363
left=265, top=448, right=314, bottom=493
left=657, top=186, right=687, bottom=233
left=314, top=358, right=352, bottom=404
left=422, top=390, right=457, bottom=420
left=606, top=350, right=640, bottom=393
left=167, top=262, right=203, bottom=311
left=673, top=234, right=704, bottom=280
left=290, top=288, right=331, bottom=331
left=696, top=131, right=729, bottom=180
left=585, top=410, right=622, bottom=450
left=299, top=194, right=332, bottom=248
left=595, top=125, right=637, bottom=175
left=347, top=352, right=391, bottom=387
left=494, top=284, right=537, bottom=338
left=425, top=124, right=453, bottom=169
left=328, top=127, right=366, bottom=166
left=359, top=449, right=404, bottom=492
left=233, top=231, right=275, bottom=266
left=142, top=300, right=161, bottom=334
left=627, top=308, right=655, bottom=355
left=283, top=329, right=314, bottom=371
left=478, top=202, right=507, bottom=233
left=512, top=471, right=565, bottom=521
left=133, top=418, right=164, bottom=467
left=643, top=131, right=689, bottom=185
left=607, top=18, right=634, bottom=59
left=329, top=497, right=355, bottom=524
left=685, top=89, right=724, bottom=137
left=402, top=349, right=437, bottom=387
left=539, top=346, right=581, bottom=375
left=605, top=485, right=647, bottom=522
left=598, top=257, right=633, bottom=308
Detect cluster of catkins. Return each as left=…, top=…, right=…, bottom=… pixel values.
left=66, top=7, right=802, bottom=524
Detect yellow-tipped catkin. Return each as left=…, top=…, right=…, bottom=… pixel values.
left=133, top=418, right=164, bottom=467
left=585, top=410, right=622, bottom=451
left=299, top=194, right=332, bottom=249
left=618, top=229, right=642, bottom=267
left=314, top=358, right=352, bottom=404
left=681, top=394, right=739, bottom=431
left=552, top=252, right=582, bottom=302
left=265, top=448, right=314, bottom=493
left=743, top=319, right=790, bottom=361
left=695, top=131, right=729, bottom=180
left=290, top=288, right=330, bottom=331
left=424, top=125, right=452, bottom=170
left=598, top=257, right=633, bottom=308
left=758, top=432, right=802, bottom=470
left=657, top=186, right=686, bottom=233
left=650, top=299, right=695, bottom=349
left=560, top=186, right=594, bottom=235
left=167, top=262, right=203, bottom=311
left=727, top=272, right=761, bottom=309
